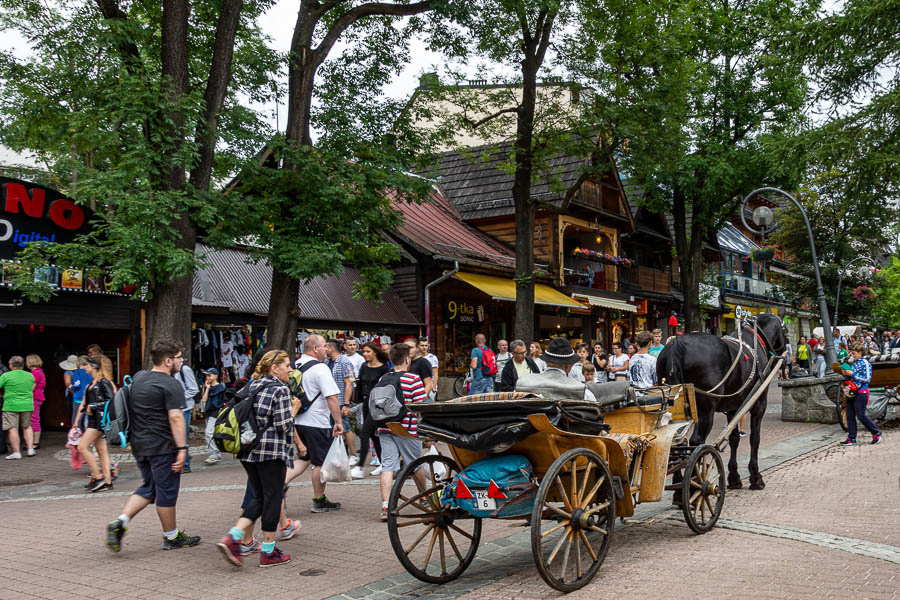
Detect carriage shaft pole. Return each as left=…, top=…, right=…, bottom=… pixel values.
left=712, top=358, right=784, bottom=451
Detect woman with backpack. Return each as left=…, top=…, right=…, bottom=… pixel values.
left=218, top=350, right=303, bottom=568
left=350, top=342, right=390, bottom=479
left=75, top=355, right=116, bottom=492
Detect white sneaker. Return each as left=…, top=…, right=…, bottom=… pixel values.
left=5, top=452, right=22, bottom=460
left=204, top=455, right=221, bottom=465
left=349, top=455, right=359, bottom=466
left=370, top=466, right=384, bottom=476
left=26, top=448, right=36, bottom=456
left=370, top=456, right=381, bottom=466
left=350, top=466, right=365, bottom=479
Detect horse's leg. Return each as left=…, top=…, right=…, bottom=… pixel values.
left=725, top=410, right=743, bottom=489
left=748, top=395, right=768, bottom=490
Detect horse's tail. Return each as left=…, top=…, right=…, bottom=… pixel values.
left=662, top=336, right=686, bottom=384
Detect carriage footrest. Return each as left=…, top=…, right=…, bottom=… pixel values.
left=612, top=476, right=625, bottom=500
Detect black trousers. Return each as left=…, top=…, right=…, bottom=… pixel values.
left=240, top=459, right=286, bottom=532
left=357, top=403, right=382, bottom=466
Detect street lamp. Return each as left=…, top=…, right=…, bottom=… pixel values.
left=833, top=256, right=876, bottom=326
left=739, top=187, right=837, bottom=367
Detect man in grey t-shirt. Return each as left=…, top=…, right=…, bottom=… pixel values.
left=494, top=340, right=511, bottom=384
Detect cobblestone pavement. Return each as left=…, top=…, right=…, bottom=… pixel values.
left=2, top=387, right=898, bottom=600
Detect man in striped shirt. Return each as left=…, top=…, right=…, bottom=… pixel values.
left=377, top=343, right=427, bottom=521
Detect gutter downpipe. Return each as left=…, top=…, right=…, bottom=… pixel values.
left=424, top=261, right=459, bottom=341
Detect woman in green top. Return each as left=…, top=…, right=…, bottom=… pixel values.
left=796, top=336, right=810, bottom=371
left=1, top=355, right=36, bottom=459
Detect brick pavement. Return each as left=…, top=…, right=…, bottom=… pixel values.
left=2, top=388, right=897, bottom=600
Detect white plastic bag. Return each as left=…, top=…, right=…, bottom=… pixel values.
left=320, top=436, right=351, bottom=483
left=423, top=445, right=447, bottom=480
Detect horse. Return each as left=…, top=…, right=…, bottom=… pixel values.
left=657, top=312, right=788, bottom=490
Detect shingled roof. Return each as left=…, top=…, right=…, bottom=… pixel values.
left=424, top=143, right=589, bottom=220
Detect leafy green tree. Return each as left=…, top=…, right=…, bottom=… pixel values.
left=569, top=0, right=816, bottom=330
left=0, top=0, right=278, bottom=360
left=873, top=257, right=900, bottom=327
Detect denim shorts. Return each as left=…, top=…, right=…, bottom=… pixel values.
left=134, top=454, right=182, bottom=508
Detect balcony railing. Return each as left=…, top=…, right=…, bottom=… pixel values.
left=721, top=272, right=784, bottom=301
left=620, top=266, right=671, bottom=295
left=563, top=265, right=618, bottom=292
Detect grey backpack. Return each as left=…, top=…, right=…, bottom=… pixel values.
left=368, top=372, right=408, bottom=427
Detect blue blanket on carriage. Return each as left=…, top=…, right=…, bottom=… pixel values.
left=440, top=455, right=536, bottom=518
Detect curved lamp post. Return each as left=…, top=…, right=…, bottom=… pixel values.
left=739, top=187, right=837, bottom=367
left=833, top=256, right=876, bottom=326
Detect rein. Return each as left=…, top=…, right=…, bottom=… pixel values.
left=694, top=319, right=768, bottom=399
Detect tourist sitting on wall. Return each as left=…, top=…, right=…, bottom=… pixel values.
left=498, top=340, right=540, bottom=392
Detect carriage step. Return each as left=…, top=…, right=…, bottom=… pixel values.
left=612, top=476, right=625, bottom=500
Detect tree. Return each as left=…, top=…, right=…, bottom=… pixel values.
left=569, top=0, right=816, bottom=330
left=872, top=257, right=900, bottom=327
left=0, top=0, right=278, bottom=361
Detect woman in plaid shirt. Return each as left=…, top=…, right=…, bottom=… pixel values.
left=218, top=350, right=303, bottom=568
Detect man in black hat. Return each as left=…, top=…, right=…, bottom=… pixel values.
left=515, top=337, right=589, bottom=400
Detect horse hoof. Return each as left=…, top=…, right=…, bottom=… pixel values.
left=749, top=481, right=766, bottom=490
left=727, top=481, right=743, bottom=490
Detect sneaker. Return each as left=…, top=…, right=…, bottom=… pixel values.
left=840, top=438, right=857, bottom=446
left=380, top=506, right=388, bottom=522
left=239, top=538, right=261, bottom=556
left=349, top=455, right=359, bottom=466
left=106, top=519, right=127, bottom=552
left=350, top=466, right=365, bottom=479
left=4, top=452, right=21, bottom=460
left=259, top=547, right=292, bottom=568
left=217, top=535, right=243, bottom=566
left=872, top=434, right=882, bottom=445
left=370, top=456, right=381, bottom=466
left=111, top=463, right=120, bottom=481
left=739, top=431, right=747, bottom=438
left=371, top=466, right=384, bottom=476
left=90, top=480, right=114, bottom=493
left=204, top=455, right=221, bottom=465
left=311, top=496, right=342, bottom=513
left=163, top=530, right=201, bottom=550
left=85, top=477, right=101, bottom=489
left=26, top=448, right=36, bottom=456
left=277, top=519, right=301, bottom=541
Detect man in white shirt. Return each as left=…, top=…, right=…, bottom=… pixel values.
left=628, top=332, right=658, bottom=388
left=417, top=337, right=440, bottom=396
left=494, top=340, right=511, bottom=386
left=292, top=334, right=344, bottom=513
left=343, top=339, right=366, bottom=378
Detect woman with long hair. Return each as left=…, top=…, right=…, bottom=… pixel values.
left=218, top=350, right=303, bottom=568
left=75, top=355, right=116, bottom=492
left=529, top=341, right=547, bottom=372
left=607, top=342, right=629, bottom=381
left=350, top=342, right=390, bottom=479
left=25, top=354, right=46, bottom=448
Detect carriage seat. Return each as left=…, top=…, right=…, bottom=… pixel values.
left=585, top=380, right=630, bottom=407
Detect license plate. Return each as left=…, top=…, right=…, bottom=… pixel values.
left=473, top=490, right=496, bottom=511
left=889, top=405, right=899, bottom=414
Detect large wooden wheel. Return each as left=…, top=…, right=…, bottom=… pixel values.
left=825, top=384, right=848, bottom=432
left=387, top=453, right=481, bottom=584
left=530, top=448, right=615, bottom=593
left=681, top=445, right=726, bottom=534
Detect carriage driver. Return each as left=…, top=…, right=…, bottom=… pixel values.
left=515, top=338, right=596, bottom=402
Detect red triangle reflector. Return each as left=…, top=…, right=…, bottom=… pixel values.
left=455, top=478, right=474, bottom=499
left=488, top=479, right=507, bottom=499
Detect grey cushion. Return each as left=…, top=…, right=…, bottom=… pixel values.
left=585, top=380, right=631, bottom=407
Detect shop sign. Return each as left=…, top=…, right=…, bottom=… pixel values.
left=723, top=303, right=773, bottom=320
left=447, top=299, right=483, bottom=323
left=569, top=297, right=593, bottom=315
left=0, top=177, right=94, bottom=260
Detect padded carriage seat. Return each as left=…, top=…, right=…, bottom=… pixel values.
left=584, top=380, right=631, bottom=407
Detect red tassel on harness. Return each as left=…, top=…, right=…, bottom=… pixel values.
left=744, top=354, right=749, bottom=361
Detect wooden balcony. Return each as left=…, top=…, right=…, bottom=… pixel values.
left=623, top=266, right=670, bottom=295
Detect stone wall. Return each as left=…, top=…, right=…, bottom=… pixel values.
left=779, top=374, right=843, bottom=423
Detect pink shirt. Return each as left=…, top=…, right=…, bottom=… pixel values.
left=31, top=367, right=46, bottom=402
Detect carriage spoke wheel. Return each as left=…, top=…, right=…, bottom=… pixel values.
left=531, top=448, right=615, bottom=592
left=682, top=445, right=726, bottom=534
left=826, top=384, right=849, bottom=432
left=387, top=453, right=481, bottom=584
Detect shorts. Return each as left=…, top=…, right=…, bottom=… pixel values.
left=2, top=411, right=33, bottom=431
left=84, top=410, right=104, bottom=432
left=294, top=424, right=333, bottom=467
left=134, top=454, right=182, bottom=508
left=377, top=432, right=422, bottom=473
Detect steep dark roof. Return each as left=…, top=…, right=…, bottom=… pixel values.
left=424, top=143, right=588, bottom=220
left=192, top=244, right=420, bottom=327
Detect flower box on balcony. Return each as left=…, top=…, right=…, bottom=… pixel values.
left=751, top=248, right=774, bottom=261
left=572, top=248, right=632, bottom=268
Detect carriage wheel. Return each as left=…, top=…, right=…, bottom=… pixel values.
left=530, top=448, right=615, bottom=593
left=681, top=445, right=726, bottom=534
left=825, top=384, right=848, bottom=432
left=453, top=376, right=468, bottom=397
left=387, top=453, right=481, bottom=584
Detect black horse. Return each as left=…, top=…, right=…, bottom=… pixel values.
left=657, top=313, right=787, bottom=490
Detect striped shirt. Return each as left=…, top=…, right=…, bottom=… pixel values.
left=378, top=371, right=426, bottom=436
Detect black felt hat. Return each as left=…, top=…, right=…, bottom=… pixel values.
left=540, top=337, right=578, bottom=365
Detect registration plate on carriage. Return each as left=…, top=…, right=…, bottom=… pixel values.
left=474, top=490, right=496, bottom=511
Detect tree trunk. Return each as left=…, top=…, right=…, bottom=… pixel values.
left=267, top=269, right=301, bottom=354
left=513, top=57, right=538, bottom=343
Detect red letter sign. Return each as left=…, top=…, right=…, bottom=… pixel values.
left=47, top=198, right=85, bottom=231
left=4, top=182, right=45, bottom=218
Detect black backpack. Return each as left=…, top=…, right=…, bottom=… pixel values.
left=368, top=371, right=408, bottom=427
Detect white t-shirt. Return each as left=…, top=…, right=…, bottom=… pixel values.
left=294, top=355, right=341, bottom=428
left=235, top=352, right=251, bottom=379
left=495, top=352, right=511, bottom=382
left=345, top=352, right=365, bottom=378
left=220, top=340, right=235, bottom=367
left=609, top=354, right=628, bottom=379
left=629, top=353, right=657, bottom=388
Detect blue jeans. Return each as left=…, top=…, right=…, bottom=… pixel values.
left=470, top=377, right=494, bottom=395
left=183, top=408, right=193, bottom=469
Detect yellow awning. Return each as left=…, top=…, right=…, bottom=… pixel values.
left=572, top=294, right=638, bottom=312
left=454, top=272, right=583, bottom=309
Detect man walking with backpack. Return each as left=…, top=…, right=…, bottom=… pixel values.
left=176, top=360, right=200, bottom=473
left=374, top=343, right=427, bottom=521
left=469, top=334, right=496, bottom=394
left=106, top=339, right=200, bottom=553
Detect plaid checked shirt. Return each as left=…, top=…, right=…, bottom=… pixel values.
left=243, top=375, right=295, bottom=467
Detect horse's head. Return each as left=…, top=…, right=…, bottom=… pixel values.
left=755, top=313, right=788, bottom=357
